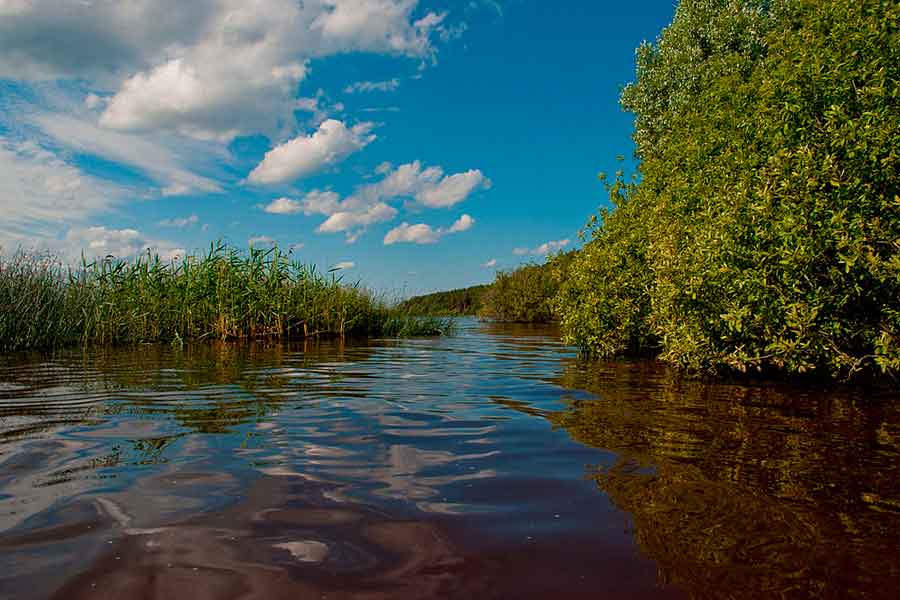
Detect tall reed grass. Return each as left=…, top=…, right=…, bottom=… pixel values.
left=0, top=243, right=450, bottom=352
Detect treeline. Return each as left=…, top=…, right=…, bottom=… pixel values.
left=555, top=0, right=900, bottom=379
left=401, top=256, right=570, bottom=323
left=0, top=243, right=450, bottom=353
left=418, top=0, right=900, bottom=379
left=397, top=284, right=491, bottom=316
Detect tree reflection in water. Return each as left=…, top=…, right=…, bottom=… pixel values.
left=549, top=360, right=900, bottom=599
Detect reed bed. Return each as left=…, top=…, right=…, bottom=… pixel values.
left=0, top=243, right=451, bottom=352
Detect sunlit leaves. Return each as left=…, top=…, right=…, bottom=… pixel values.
left=558, top=0, right=900, bottom=378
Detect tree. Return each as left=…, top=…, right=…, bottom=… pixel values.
left=557, top=0, right=900, bottom=378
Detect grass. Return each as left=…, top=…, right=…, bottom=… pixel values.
left=0, top=243, right=452, bottom=353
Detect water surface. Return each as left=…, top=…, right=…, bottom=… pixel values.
left=1, top=320, right=899, bottom=599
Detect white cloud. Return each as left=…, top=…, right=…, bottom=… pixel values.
left=0, top=1, right=447, bottom=140
left=533, top=239, right=571, bottom=255
left=312, top=2, right=445, bottom=56
left=264, top=161, right=488, bottom=242
left=159, top=215, right=199, bottom=228
left=299, top=190, right=343, bottom=215
left=294, top=90, right=345, bottom=127
left=333, top=261, right=355, bottom=270
left=249, top=235, right=277, bottom=246
left=383, top=214, right=475, bottom=245
left=248, top=120, right=376, bottom=185
left=417, top=169, right=490, bottom=207
left=84, top=93, right=105, bottom=110
left=344, top=78, right=400, bottom=94
left=100, top=57, right=308, bottom=141
left=515, top=239, right=571, bottom=256
left=318, top=203, right=398, bottom=240
left=482, top=258, right=497, bottom=268
left=384, top=223, right=441, bottom=245
left=448, top=214, right=475, bottom=233
left=34, top=113, right=223, bottom=196
left=0, top=1, right=468, bottom=249
left=344, top=161, right=490, bottom=210
left=264, top=197, right=303, bottom=215
left=63, top=226, right=184, bottom=261
left=0, top=138, right=125, bottom=250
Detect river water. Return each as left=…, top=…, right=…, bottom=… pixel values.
left=1, top=319, right=899, bottom=599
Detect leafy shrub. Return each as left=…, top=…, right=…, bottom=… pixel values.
left=557, top=0, right=900, bottom=378
left=482, top=254, right=573, bottom=323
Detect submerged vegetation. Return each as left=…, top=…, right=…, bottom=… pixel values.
left=556, top=0, right=900, bottom=379
left=0, top=243, right=451, bottom=353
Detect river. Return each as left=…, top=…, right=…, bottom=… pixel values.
left=1, top=319, right=899, bottom=599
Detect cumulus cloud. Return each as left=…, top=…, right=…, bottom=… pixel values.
left=0, top=1, right=447, bottom=140
left=100, top=58, right=308, bottom=141
left=345, top=161, right=490, bottom=211
left=63, top=226, right=184, bottom=261
left=0, top=1, right=471, bottom=252
left=263, top=162, right=489, bottom=242
left=344, top=78, right=400, bottom=94
left=383, top=223, right=441, bottom=245
left=515, top=239, right=571, bottom=256
left=159, top=215, right=199, bottom=228
left=383, top=214, right=475, bottom=245
left=248, top=120, right=376, bottom=184
left=249, top=235, right=277, bottom=246
left=448, top=214, right=475, bottom=233
left=263, top=198, right=303, bottom=215
left=482, top=258, right=497, bottom=268
left=416, top=169, right=490, bottom=207
left=333, top=261, right=355, bottom=270
left=319, top=203, right=398, bottom=242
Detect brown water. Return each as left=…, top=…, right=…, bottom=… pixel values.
left=1, top=319, right=899, bottom=599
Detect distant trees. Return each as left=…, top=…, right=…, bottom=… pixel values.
left=398, top=285, right=491, bottom=316
left=400, top=255, right=572, bottom=324
left=479, top=261, right=560, bottom=323
left=556, top=0, right=900, bottom=378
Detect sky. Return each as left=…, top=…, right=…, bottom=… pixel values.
left=0, top=0, right=674, bottom=295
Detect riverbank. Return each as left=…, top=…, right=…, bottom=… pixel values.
left=0, top=243, right=451, bottom=353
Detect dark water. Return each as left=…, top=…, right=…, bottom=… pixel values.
left=1, top=320, right=899, bottom=599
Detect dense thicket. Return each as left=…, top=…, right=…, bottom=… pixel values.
left=0, top=244, right=449, bottom=352
left=556, top=0, right=900, bottom=378
left=481, top=253, right=573, bottom=323
left=398, top=284, right=490, bottom=316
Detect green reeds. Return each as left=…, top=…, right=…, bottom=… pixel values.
left=0, top=243, right=451, bottom=353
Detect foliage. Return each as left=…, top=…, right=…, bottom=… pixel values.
left=557, top=0, right=900, bottom=378
left=0, top=243, right=451, bottom=353
left=398, top=284, right=491, bottom=316
left=481, top=253, right=573, bottom=323
left=545, top=359, right=900, bottom=597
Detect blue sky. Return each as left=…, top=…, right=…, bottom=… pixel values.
left=0, top=0, right=674, bottom=295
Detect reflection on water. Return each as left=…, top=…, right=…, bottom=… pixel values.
left=550, top=361, right=900, bottom=599
left=0, top=321, right=898, bottom=599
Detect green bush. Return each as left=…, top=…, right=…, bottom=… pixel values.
left=481, top=254, right=572, bottom=323
left=557, top=0, right=900, bottom=378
